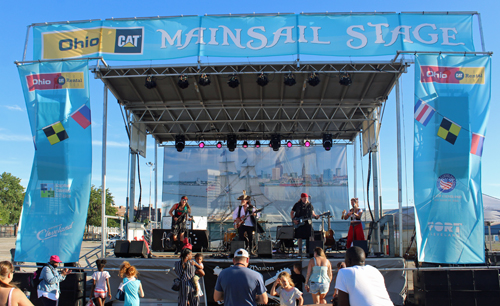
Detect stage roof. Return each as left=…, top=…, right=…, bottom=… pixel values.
left=92, top=60, right=408, bottom=146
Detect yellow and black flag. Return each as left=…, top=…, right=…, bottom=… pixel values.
left=437, top=117, right=461, bottom=145
left=43, top=121, right=69, bottom=145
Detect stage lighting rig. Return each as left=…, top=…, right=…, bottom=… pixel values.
left=339, top=72, right=352, bottom=86
left=270, top=134, right=281, bottom=151
left=255, top=141, right=261, bottom=148
left=287, top=141, right=292, bottom=148
left=178, top=75, right=189, bottom=89
left=304, top=140, right=311, bottom=147
left=144, top=76, right=156, bottom=89
left=284, top=74, right=296, bottom=86
left=307, top=72, right=320, bottom=87
left=199, top=142, right=205, bottom=148
left=216, top=141, right=223, bottom=149
left=257, top=73, right=269, bottom=87
left=199, top=74, right=211, bottom=86
left=323, top=134, right=332, bottom=151
left=243, top=141, right=249, bottom=148
left=175, top=135, right=185, bottom=152
left=227, top=135, right=237, bottom=152
left=227, top=75, right=240, bottom=88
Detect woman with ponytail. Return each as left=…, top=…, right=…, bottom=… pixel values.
left=174, top=248, right=198, bottom=306
left=0, top=261, right=33, bottom=306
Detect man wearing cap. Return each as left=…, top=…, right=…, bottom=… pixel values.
left=214, top=248, right=268, bottom=306
left=291, top=193, right=320, bottom=257
left=37, top=255, right=71, bottom=306
left=232, top=190, right=260, bottom=253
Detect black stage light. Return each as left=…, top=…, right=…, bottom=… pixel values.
left=307, top=72, right=320, bottom=87
left=323, top=134, right=332, bottom=151
left=284, top=74, right=296, bottom=86
left=178, top=75, right=189, bottom=89
left=145, top=76, right=156, bottom=89
left=270, top=134, right=281, bottom=152
left=339, top=72, right=352, bottom=86
left=199, top=74, right=211, bottom=86
left=175, top=135, right=186, bottom=152
left=257, top=73, right=269, bottom=87
left=243, top=141, right=249, bottom=148
left=255, top=141, right=261, bottom=148
left=227, top=75, right=240, bottom=88
left=227, top=135, right=237, bottom=152
left=216, top=141, right=223, bottom=149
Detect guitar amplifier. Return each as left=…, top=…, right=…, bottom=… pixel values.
left=276, top=226, right=294, bottom=240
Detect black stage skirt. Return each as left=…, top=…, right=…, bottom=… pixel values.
left=294, top=223, right=312, bottom=239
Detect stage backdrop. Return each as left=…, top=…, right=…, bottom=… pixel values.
left=414, top=54, right=491, bottom=264
left=16, top=60, right=92, bottom=263
left=162, top=146, right=348, bottom=224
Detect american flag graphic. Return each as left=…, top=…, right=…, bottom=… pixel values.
left=440, top=180, right=453, bottom=191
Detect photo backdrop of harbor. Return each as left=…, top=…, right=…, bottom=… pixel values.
left=162, top=145, right=349, bottom=240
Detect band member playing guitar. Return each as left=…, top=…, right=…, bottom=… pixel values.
left=169, top=195, right=192, bottom=254
left=291, top=193, right=320, bottom=257
left=232, top=190, right=260, bottom=254
left=342, top=198, right=365, bottom=249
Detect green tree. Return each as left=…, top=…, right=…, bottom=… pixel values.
left=87, top=185, right=119, bottom=227
left=0, top=172, right=25, bottom=225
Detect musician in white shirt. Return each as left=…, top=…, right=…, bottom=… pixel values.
left=232, top=191, right=259, bottom=254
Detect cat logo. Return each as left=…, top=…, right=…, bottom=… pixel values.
left=114, top=28, right=143, bottom=54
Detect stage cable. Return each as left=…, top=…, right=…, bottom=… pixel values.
left=135, top=154, right=142, bottom=222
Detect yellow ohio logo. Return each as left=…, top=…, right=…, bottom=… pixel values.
left=42, top=27, right=143, bottom=59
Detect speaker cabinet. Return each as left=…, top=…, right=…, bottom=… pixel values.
left=189, top=230, right=209, bottom=252
left=353, top=240, right=368, bottom=255
left=276, top=226, right=294, bottom=240
left=129, top=240, right=148, bottom=258
left=114, top=240, right=130, bottom=257
left=230, top=241, right=246, bottom=256
left=258, top=241, right=273, bottom=258
left=59, top=272, right=86, bottom=306
left=152, top=229, right=208, bottom=252
left=306, top=240, right=324, bottom=257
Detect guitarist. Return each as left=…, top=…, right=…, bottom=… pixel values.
left=232, top=191, right=259, bottom=253
left=291, top=193, right=320, bottom=257
left=169, top=195, right=192, bottom=254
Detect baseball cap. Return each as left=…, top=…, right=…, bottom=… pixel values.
left=49, top=255, right=62, bottom=263
left=234, top=248, right=249, bottom=258
left=301, top=193, right=308, bottom=198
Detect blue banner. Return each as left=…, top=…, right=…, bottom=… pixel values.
left=414, top=54, right=491, bottom=264
left=16, top=60, right=92, bottom=263
left=32, top=13, right=474, bottom=61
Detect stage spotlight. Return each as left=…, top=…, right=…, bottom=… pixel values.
left=339, top=72, right=352, bottom=86
left=145, top=76, right=156, bottom=89
left=178, top=75, right=189, bottom=89
left=243, top=141, right=249, bottom=148
left=175, top=135, right=185, bottom=152
left=284, top=74, right=296, bottom=86
left=227, top=135, right=237, bottom=152
left=270, top=134, right=281, bottom=152
left=199, top=74, right=211, bottom=86
left=199, top=142, right=205, bottom=148
left=227, top=75, right=240, bottom=88
left=323, top=134, right=333, bottom=151
left=307, top=72, right=320, bottom=87
left=287, top=141, right=292, bottom=148
left=304, top=140, right=311, bottom=147
left=216, top=141, right=223, bottom=149
left=255, top=141, right=261, bottom=148
left=257, top=73, right=269, bottom=87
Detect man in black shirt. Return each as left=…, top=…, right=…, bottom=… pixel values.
left=290, top=193, right=320, bottom=257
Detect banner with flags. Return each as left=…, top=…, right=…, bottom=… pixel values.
left=16, top=60, right=92, bottom=263
left=414, top=54, right=491, bottom=264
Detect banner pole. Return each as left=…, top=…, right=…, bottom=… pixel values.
left=101, top=84, right=108, bottom=258
left=22, top=25, right=31, bottom=62
left=396, top=79, right=404, bottom=258
left=353, top=136, right=357, bottom=199
left=476, top=13, right=486, bottom=52
left=154, top=140, right=158, bottom=229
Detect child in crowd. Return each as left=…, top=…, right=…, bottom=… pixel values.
left=90, top=259, right=112, bottom=306
left=331, top=261, right=346, bottom=305
left=270, top=271, right=303, bottom=306
left=291, top=263, right=305, bottom=293
left=191, top=253, right=205, bottom=297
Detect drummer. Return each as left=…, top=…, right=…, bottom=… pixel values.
left=232, top=190, right=260, bottom=254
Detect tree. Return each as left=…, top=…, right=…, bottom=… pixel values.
left=0, top=172, right=25, bottom=225
left=87, top=185, right=119, bottom=227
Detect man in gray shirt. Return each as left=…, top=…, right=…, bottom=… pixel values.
left=214, top=248, right=268, bottom=306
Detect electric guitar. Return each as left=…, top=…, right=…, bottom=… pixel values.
left=293, top=211, right=331, bottom=229
left=234, top=208, right=263, bottom=229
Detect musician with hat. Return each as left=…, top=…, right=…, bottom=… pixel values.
left=291, top=193, right=320, bottom=257
left=232, top=190, right=261, bottom=254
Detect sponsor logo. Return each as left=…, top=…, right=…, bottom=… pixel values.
left=26, top=72, right=84, bottom=92
left=36, top=222, right=74, bottom=241
left=421, top=66, right=485, bottom=84
left=249, top=265, right=275, bottom=272
left=437, top=173, right=456, bottom=193
left=427, top=221, right=462, bottom=237
left=42, top=27, right=143, bottom=59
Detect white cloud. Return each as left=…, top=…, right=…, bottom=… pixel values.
left=3, top=105, right=24, bottom=112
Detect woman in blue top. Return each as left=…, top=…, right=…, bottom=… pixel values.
left=305, top=247, right=332, bottom=305
left=119, top=263, right=144, bottom=306
left=37, top=255, right=71, bottom=306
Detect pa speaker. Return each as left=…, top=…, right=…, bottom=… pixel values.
left=230, top=241, right=246, bottom=256
left=306, top=240, right=324, bottom=257
left=258, top=241, right=273, bottom=258
left=129, top=241, right=148, bottom=258
left=189, top=230, right=209, bottom=252
left=59, top=272, right=86, bottom=306
left=114, top=240, right=130, bottom=257
left=276, top=226, right=294, bottom=240
left=353, top=240, right=368, bottom=255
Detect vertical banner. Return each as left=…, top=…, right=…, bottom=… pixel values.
left=414, top=54, right=491, bottom=264
left=16, top=60, right=92, bottom=263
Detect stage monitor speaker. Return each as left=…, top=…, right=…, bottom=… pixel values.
left=114, top=240, right=130, bottom=257
left=353, top=240, right=368, bottom=255
left=306, top=241, right=324, bottom=257
left=59, top=272, right=86, bottom=306
left=276, top=226, right=294, bottom=240
left=230, top=241, right=246, bottom=256
left=152, top=229, right=176, bottom=252
left=258, top=241, right=273, bottom=258
left=313, top=230, right=323, bottom=241
left=188, top=230, right=209, bottom=252
left=129, top=241, right=148, bottom=258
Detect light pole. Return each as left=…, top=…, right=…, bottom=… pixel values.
left=146, top=162, right=154, bottom=233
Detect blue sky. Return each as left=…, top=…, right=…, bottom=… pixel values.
left=1, top=0, right=499, bottom=214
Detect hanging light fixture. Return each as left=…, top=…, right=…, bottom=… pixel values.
left=227, top=135, right=237, bottom=152
left=198, top=142, right=205, bottom=148
left=227, top=75, right=240, bottom=88
left=145, top=76, right=156, bottom=89
left=270, top=134, right=281, bottom=151
left=198, top=74, right=211, bottom=86
left=304, top=140, right=311, bottom=147
left=175, top=135, right=185, bottom=152
left=339, top=72, right=352, bottom=86
left=307, top=72, right=320, bottom=87
left=287, top=141, right=292, bottom=148
left=255, top=141, right=261, bottom=148
left=257, top=73, right=269, bottom=87
left=216, top=142, right=223, bottom=149
left=284, top=73, right=296, bottom=86
left=323, top=134, right=333, bottom=151
left=178, top=75, right=189, bottom=89
left=243, top=141, right=249, bottom=148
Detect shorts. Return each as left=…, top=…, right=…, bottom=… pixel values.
left=308, top=281, right=329, bottom=294
left=94, top=289, right=107, bottom=299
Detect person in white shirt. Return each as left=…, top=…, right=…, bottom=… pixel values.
left=90, top=259, right=111, bottom=306
left=335, top=246, right=393, bottom=306
left=232, top=190, right=260, bottom=253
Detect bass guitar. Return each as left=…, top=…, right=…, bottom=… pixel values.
left=234, top=208, right=263, bottom=229
left=293, top=211, right=331, bottom=229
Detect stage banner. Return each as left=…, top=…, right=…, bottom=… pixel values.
left=16, top=60, right=92, bottom=263
left=414, top=54, right=491, bottom=264
left=32, top=13, right=474, bottom=61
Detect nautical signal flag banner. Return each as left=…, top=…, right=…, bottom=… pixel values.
left=414, top=54, right=491, bottom=264
left=16, top=60, right=92, bottom=263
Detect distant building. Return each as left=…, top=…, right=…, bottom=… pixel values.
left=116, top=206, right=126, bottom=217
left=136, top=205, right=162, bottom=223
left=336, top=168, right=342, bottom=177
left=272, top=167, right=281, bottom=180
left=323, top=169, right=333, bottom=181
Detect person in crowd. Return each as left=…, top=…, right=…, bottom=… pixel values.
left=291, top=193, right=320, bottom=257
left=342, top=198, right=365, bottom=249
left=90, top=259, right=111, bottom=306
left=291, top=263, right=305, bottom=293
left=232, top=191, right=260, bottom=254
left=270, top=271, right=303, bottom=306
left=191, top=253, right=205, bottom=297
left=305, top=247, right=332, bottom=305
left=120, top=263, right=144, bottom=306
left=175, top=248, right=198, bottom=306
left=331, top=262, right=346, bottom=305
left=37, top=255, right=71, bottom=306
left=169, top=196, right=192, bottom=254
left=214, top=248, right=268, bottom=306
left=0, top=261, right=33, bottom=306
left=335, top=246, right=393, bottom=306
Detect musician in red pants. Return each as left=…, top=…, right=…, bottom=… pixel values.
left=342, top=198, right=365, bottom=249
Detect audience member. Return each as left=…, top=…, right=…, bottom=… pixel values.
left=37, top=255, right=71, bottom=306
left=0, top=261, right=33, bottom=306
left=305, top=247, right=332, bottom=304
left=270, top=271, right=303, bottom=306
left=175, top=248, right=198, bottom=306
